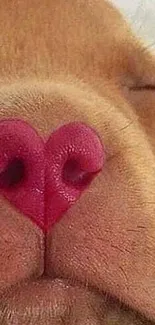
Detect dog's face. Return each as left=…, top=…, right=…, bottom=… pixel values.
left=0, top=0, right=155, bottom=324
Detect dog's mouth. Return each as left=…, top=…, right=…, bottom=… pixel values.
left=0, top=277, right=152, bottom=325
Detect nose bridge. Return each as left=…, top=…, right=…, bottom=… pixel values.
left=0, top=119, right=104, bottom=232
left=0, top=81, right=100, bottom=136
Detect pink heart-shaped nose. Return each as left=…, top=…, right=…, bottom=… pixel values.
left=0, top=120, right=104, bottom=231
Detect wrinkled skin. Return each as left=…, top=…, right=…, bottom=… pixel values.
left=0, top=0, right=155, bottom=324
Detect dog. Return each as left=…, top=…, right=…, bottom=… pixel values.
left=0, top=0, right=155, bottom=324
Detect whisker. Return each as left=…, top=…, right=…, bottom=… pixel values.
left=118, top=119, right=135, bottom=132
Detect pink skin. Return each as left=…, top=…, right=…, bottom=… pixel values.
left=0, top=119, right=104, bottom=232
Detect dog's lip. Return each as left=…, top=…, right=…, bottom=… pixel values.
left=0, top=277, right=104, bottom=323
left=0, top=277, right=152, bottom=324
left=0, top=278, right=72, bottom=323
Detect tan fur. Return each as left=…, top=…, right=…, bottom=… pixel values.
left=0, top=0, right=155, bottom=324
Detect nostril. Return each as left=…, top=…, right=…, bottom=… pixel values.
left=0, top=158, right=25, bottom=188
left=62, top=158, right=97, bottom=189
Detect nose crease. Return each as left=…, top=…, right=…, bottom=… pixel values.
left=0, top=119, right=104, bottom=232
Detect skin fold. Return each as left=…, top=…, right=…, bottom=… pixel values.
left=0, top=0, right=155, bottom=324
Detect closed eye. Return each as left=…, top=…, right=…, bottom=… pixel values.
left=129, top=84, right=155, bottom=91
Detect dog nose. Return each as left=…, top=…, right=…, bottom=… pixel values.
left=0, top=120, right=104, bottom=231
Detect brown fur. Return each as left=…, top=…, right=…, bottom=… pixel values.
left=0, top=0, right=155, bottom=324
